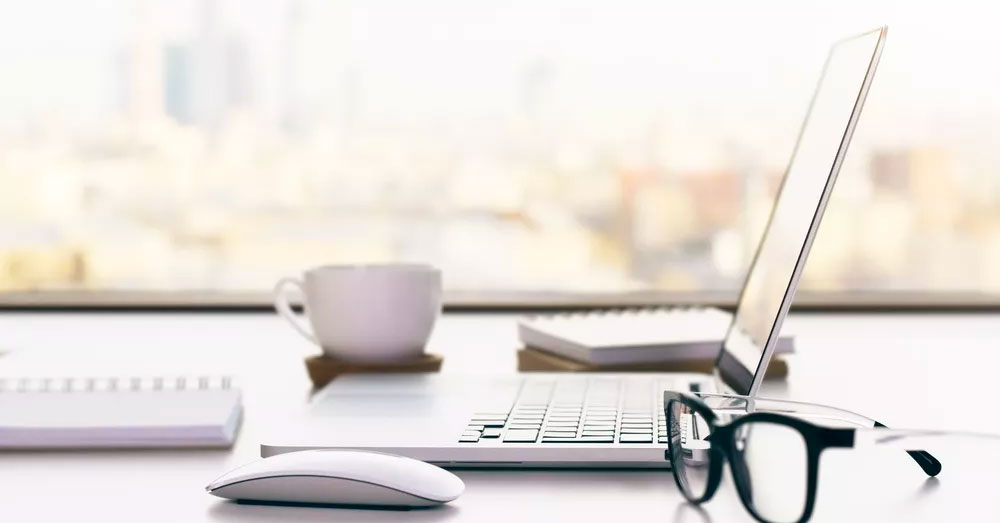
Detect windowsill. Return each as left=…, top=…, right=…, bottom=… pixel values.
left=0, top=290, right=997, bottom=312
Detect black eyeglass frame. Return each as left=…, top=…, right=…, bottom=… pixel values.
left=663, top=391, right=941, bottom=523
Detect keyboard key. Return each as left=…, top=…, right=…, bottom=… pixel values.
left=459, top=435, right=480, bottom=443
left=470, top=419, right=506, bottom=427
left=508, top=423, right=541, bottom=430
left=584, top=416, right=617, bottom=421
left=482, top=428, right=502, bottom=438
left=548, top=416, right=580, bottom=422
left=546, top=421, right=579, bottom=426
left=511, top=416, right=544, bottom=423
left=620, top=427, right=653, bottom=434
left=581, top=430, right=615, bottom=437
left=620, top=434, right=653, bottom=443
left=544, top=436, right=615, bottom=443
left=466, top=425, right=485, bottom=431
left=621, top=423, right=653, bottom=429
left=504, top=429, right=539, bottom=443
left=583, top=423, right=616, bottom=429
left=542, top=431, right=577, bottom=438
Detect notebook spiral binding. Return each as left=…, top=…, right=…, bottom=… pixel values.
left=0, top=376, right=234, bottom=394
left=524, top=305, right=712, bottom=320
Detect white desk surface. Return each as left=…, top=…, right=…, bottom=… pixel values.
left=1, top=311, right=998, bottom=522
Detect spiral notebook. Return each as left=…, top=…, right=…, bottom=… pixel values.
left=0, top=376, right=242, bottom=449
left=518, top=307, right=795, bottom=365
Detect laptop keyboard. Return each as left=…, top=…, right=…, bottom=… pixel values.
left=460, top=377, right=698, bottom=444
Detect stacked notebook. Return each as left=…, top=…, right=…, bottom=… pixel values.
left=0, top=376, right=243, bottom=449
left=517, top=307, right=792, bottom=379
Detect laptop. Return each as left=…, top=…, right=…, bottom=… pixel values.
left=262, top=27, right=887, bottom=468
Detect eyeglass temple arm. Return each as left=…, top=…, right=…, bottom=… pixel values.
left=849, top=426, right=1000, bottom=477
left=872, top=421, right=941, bottom=477
left=769, top=401, right=942, bottom=477
left=696, top=393, right=943, bottom=477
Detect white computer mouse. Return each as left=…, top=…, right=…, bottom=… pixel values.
left=206, top=449, right=464, bottom=508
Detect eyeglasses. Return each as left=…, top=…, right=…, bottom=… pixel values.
left=663, top=391, right=1000, bottom=523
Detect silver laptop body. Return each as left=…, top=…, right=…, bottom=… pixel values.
left=262, top=27, right=887, bottom=468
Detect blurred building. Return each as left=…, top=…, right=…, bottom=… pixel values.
left=164, top=44, right=194, bottom=125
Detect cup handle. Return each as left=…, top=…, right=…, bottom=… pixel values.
left=273, top=277, right=318, bottom=344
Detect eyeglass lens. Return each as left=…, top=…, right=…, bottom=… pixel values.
left=667, top=400, right=714, bottom=501
left=731, top=421, right=809, bottom=523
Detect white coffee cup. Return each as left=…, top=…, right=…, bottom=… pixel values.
left=274, top=264, right=442, bottom=362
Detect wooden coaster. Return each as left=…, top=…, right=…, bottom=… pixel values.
left=305, top=353, right=444, bottom=389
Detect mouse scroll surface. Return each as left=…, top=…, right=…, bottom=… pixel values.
left=207, top=449, right=464, bottom=507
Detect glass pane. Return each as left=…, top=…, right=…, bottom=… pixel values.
left=1, top=1, right=997, bottom=302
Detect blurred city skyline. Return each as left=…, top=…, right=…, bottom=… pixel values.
left=1, top=0, right=999, bottom=297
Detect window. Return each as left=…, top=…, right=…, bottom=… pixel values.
left=1, top=1, right=998, bottom=307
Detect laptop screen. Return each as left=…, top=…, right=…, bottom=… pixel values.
left=716, top=28, right=886, bottom=396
